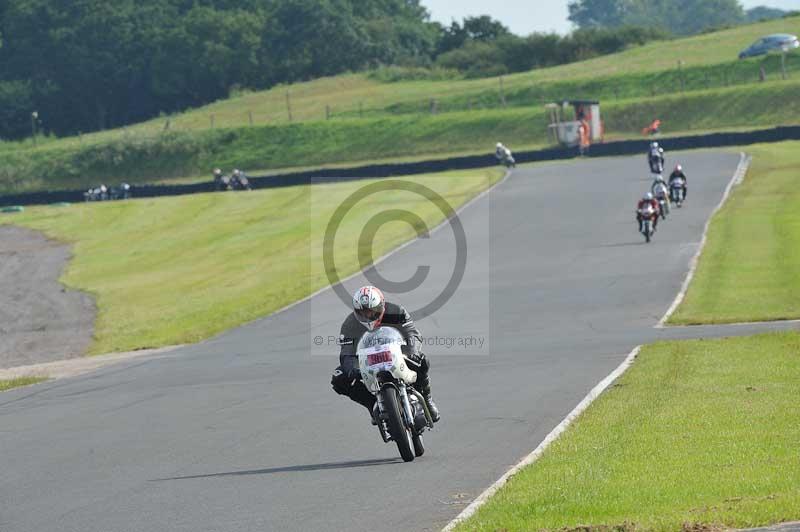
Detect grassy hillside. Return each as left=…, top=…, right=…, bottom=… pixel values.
left=69, top=15, right=800, bottom=134
left=2, top=79, right=798, bottom=195
left=1, top=16, right=798, bottom=194
left=0, top=168, right=502, bottom=353
left=60, top=15, right=800, bottom=134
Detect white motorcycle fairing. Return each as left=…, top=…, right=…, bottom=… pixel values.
left=357, top=327, right=417, bottom=394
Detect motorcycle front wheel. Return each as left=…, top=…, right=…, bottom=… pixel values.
left=412, top=433, right=425, bottom=457
left=380, top=387, right=415, bottom=462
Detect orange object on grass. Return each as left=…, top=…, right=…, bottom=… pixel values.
left=642, top=119, right=662, bottom=136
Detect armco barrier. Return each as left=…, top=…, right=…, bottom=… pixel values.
left=2, top=125, right=799, bottom=208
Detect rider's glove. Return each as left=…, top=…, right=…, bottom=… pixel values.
left=402, top=344, right=423, bottom=364
left=346, top=367, right=362, bottom=383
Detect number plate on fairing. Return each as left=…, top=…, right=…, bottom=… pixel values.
left=367, top=351, right=394, bottom=367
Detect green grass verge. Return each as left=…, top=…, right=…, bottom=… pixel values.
left=670, top=140, right=800, bottom=324
left=0, top=377, right=47, bottom=392
left=2, top=80, right=799, bottom=195
left=458, top=332, right=800, bottom=531
left=0, top=168, right=502, bottom=353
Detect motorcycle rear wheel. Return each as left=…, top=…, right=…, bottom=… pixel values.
left=380, top=387, right=415, bottom=462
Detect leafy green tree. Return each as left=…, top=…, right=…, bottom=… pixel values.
left=0, top=0, right=438, bottom=138
left=745, top=6, right=788, bottom=23
left=568, top=0, right=630, bottom=28
left=569, top=0, right=745, bottom=35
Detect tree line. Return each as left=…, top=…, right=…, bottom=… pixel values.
left=433, top=22, right=667, bottom=78
left=0, top=0, right=793, bottom=140
left=0, top=0, right=438, bottom=139
left=567, top=0, right=793, bottom=35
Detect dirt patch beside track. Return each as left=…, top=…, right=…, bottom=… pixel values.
left=0, top=225, right=95, bottom=368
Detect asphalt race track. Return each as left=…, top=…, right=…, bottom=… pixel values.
left=1, top=152, right=797, bottom=532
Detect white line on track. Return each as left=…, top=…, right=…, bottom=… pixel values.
left=442, top=345, right=642, bottom=531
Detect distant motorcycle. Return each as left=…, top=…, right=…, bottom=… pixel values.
left=652, top=181, right=670, bottom=220
left=496, top=147, right=516, bottom=168
left=230, top=173, right=252, bottom=191
left=110, top=183, right=131, bottom=200
left=639, top=204, right=657, bottom=243
left=83, top=185, right=108, bottom=202
left=357, top=326, right=434, bottom=463
left=217, top=170, right=252, bottom=191
left=649, top=158, right=664, bottom=175
left=656, top=194, right=670, bottom=220
left=214, top=174, right=232, bottom=191
left=670, top=178, right=686, bottom=207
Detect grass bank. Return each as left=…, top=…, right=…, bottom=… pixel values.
left=458, top=332, right=800, bottom=531
left=0, top=168, right=502, bottom=353
left=0, top=377, right=46, bottom=392
left=2, top=80, right=799, bottom=195
left=670, top=141, right=800, bottom=324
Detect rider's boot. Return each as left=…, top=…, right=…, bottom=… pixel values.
left=350, top=382, right=377, bottom=424
left=425, top=394, right=440, bottom=423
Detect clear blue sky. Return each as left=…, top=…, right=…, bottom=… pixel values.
left=421, top=0, right=800, bottom=35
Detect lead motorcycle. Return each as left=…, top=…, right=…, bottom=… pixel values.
left=639, top=204, right=657, bottom=243
left=357, top=327, right=434, bottom=462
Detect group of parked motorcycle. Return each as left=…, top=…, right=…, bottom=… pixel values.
left=83, top=183, right=131, bottom=202
left=213, top=168, right=252, bottom=191
left=638, top=143, right=688, bottom=243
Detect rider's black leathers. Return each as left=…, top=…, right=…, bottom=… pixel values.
left=330, top=302, right=431, bottom=411
left=669, top=170, right=688, bottom=199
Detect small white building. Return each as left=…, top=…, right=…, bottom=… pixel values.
left=546, top=99, right=603, bottom=148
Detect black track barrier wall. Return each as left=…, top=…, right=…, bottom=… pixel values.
left=2, top=125, right=799, bottom=208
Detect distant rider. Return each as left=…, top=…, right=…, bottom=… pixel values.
left=651, top=174, right=669, bottom=197
left=669, top=165, right=688, bottom=200
left=651, top=175, right=670, bottom=215
left=648, top=142, right=665, bottom=173
left=495, top=142, right=515, bottom=167
left=213, top=168, right=226, bottom=190
left=331, top=286, right=440, bottom=424
left=637, top=192, right=660, bottom=232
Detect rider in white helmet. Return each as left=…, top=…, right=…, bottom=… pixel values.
left=495, top=142, right=515, bottom=167
left=331, top=286, right=440, bottom=423
left=669, top=164, right=688, bottom=199
left=648, top=142, right=665, bottom=173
